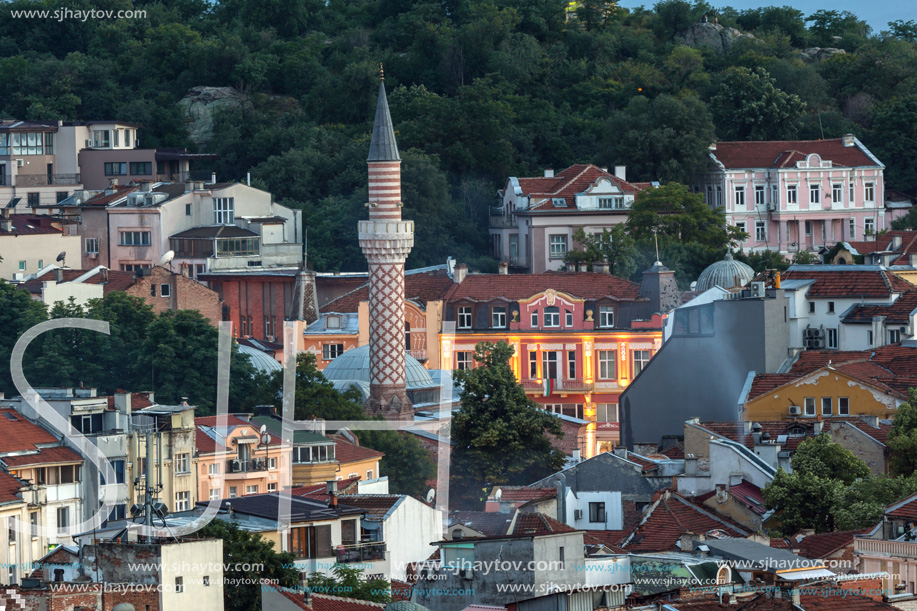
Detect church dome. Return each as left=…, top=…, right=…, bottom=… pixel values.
left=696, top=252, right=755, bottom=292
left=323, top=344, right=435, bottom=390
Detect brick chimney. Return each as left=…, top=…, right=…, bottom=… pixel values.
left=454, top=263, right=467, bottom=284
left=843, top=134, right=856, bottom=147
left=498, top=262, right=508, bottom=275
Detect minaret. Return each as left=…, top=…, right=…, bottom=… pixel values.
left=358, top=70, right=415, bottom=419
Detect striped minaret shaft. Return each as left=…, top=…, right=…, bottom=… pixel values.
left=358, top=78, right=415, bottom=419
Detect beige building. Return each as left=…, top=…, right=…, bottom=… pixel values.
left=130, top=403, right=199, bottom=514
left=0, top=211, right=81, bottom=280
left=0, top=471, right=46, bottom=586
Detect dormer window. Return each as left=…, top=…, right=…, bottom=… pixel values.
left=544, top=306, right=560, bottom=327
left=552, top=198, right=567, bottom=208
left=565, top=310, right=573, bottom=327
left=598, top=197, right=625, bottom=210
left=457, top=306, right=472, bottom=329
left=531, top=311, right=539, bottom=327
left=491, top=306, right=506, bottom=328
left=599, top=306, right=615, bottom=328
left=326, top=316, right=341, bottom=330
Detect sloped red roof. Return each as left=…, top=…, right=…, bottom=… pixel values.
left=449, top=511, right=514, bottom=536
left=337, top=495, right=402, bottom=517
left=320, top=268, right=454, bottom=314
left=748, top=374, right=799, bottom=399
left=789, top=351, right=872, bottom=375
left=887, top=495, right=917, bottom=520
left=446, top=272, right=641, bottom=302
left=513, top=164, right=643, bottom=209
left=0, top=472, right=23, bottom=504
left=511, top=513, right=575, bottom=535
left=844, top=420, right=893, bottom=445
left=195, top=415, right=281, bottom=454
left=781, top=269, right=912, bottom=298
left=585, top=529, right=629, bottom=550
left=105, top=392, right=154, bottom=410
left=492, top=486, right=556, bottom=503
left=728, top=481, right=767, bottom=516
left=334, top=438, right=384, bottom=465
left=622, top=490, right=747, bottom=552
left=22, top=269, right=137, bottom=295
left=0, top=408, right=61, bottom=452
left=0, top=214, right=65, bottom=236
left=277, top=589, right=386, bottom=611
left=800, top=590, right=898, bottom=610
left=290, top=477, right=361, bottom=500
left=795, top=529, right=870, bottom=559
left=750, top=362, right=904, bottom=401
left=711, top=139, right=877, bottom=170
left=770, top=538, right=792, bottom=549
left=844, top=291, right=917, bottom=325
left=696, top=421, right=818, bottom=453
left=3, top=445, right=82, bottom=467
left=77, top=185, right=139, bottom=207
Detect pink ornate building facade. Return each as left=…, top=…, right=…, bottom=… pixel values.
left=697, top=136, right=887, bottom=254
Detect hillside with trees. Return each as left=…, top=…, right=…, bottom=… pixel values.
left=3, top=0, right=916, bottom=271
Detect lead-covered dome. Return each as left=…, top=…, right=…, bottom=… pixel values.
left=696, top=252, right=755, bottom=292
left=323, top=344, right=434, bottom=390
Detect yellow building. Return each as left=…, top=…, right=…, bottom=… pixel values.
left=741, top=362, right=904, bottom=422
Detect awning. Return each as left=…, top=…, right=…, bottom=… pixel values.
left=236, top=436, right=259, bottom=444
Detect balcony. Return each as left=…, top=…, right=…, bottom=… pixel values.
left=521, top=379, right=594, bottom=393
left=206, top=242, right=303, bottom=271
left=855, top=538, right=917, bottom=559
left=490, top=208, right=515, bottom=228
left=15, top=174, right=81, bottom=187
left=335, top=541, right=387, bottom=564
left=226, top=458, right=268, bottom=474
left=509, top=255, right=527, bottom=268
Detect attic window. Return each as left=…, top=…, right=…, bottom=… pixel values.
left=326, top=316, right=341, bottom=330
left=3, top=413, right=17, bottom=421
left=788, top=425, right=806, bottom=436
left=552, top=198, right=567, bottom=207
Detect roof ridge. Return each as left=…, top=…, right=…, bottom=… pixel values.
left=547, top=164, right=597, bottom=197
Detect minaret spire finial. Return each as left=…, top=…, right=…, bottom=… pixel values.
left=379, top=63, right=384, bottom=81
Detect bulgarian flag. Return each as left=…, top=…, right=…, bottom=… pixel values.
left=543, top=378, right=554, bottom=397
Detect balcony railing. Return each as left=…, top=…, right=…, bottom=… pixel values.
left=521, top=378, right=594, bottom=393
left=855, top=537, right=917, bottom=559
left=509, top=255, right=527, bottom=268
left=15, top=174, right=81, bottom=187
left=489, top=208, right=515, bottom=228
left=335, top=541, right=386, bottom=564
left=226, top=459, right=267, bottom=473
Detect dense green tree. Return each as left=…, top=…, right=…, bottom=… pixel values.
left=450, top=341, right=565, bottom=509
left=0, top=281, right=48, bottom=395
left=871, top=95, right=917, bottom=196
left=308, top=564, right=392, bottom=603
left=888, top=389, right=917, bottom=476
left=709, top=67, right=806, bottom=140
left=565, top=225, right=639, bottom=279
left=197, top=520, right=299, bottom=611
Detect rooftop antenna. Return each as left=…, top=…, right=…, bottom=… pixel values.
left=56, top=251, right=67, bottom=267
left=653, top=229, right=661, bottom=264
left=159, top=250, right=175, bottom=270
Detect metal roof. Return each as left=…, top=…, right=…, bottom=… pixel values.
left=367, top=81, right=400, bottom=162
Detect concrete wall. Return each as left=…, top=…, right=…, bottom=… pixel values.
left=385, top=496, right=443, bottom=581
left=829, top=421, right=889, bottom=475
left=79, top=148, right=157, bottom=190
left=161, top=539, right=224, bottom=611
left=41, top=279, right=103, bottom=308
left=0, top=232, right=81, bottom=280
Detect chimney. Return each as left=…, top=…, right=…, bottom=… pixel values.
left=211, top=172, right=217, bottom=184
left=592, top=261, right=610, bottom=274
left=100, top=268, right=109, bottom=284
left=0, top=218, right=10, bottom=232
left=184, top=181, right=193, bottom=193
left=843, top=134, right=856, bottom=147
left=813, top=421, right=823, bottom=435
left=910, top=254, right=917, bottom=267
left=454, top=263, right=467, bottom=284
left=791, top=589, right=801, bottom=605
left=566, top=262, right=577, bottom=272
left=109, top=178, right=118, bottom=188
left=709, top=142, right=717, bottom=151
left=498, top=262, right=508, bottom=275
left=54, top=268, right=63, bottom=282
left=893, top=235, right=903, bottom=249
left=114, top=391, right=131, bottom=415
left=577, top=261, right=588, bottom=273
left=246, top=172, right=251, bottom=186
left=302, top=577, right=312, bottom=606
left=679, top=533, right=695, bottom=553
left=543, top=169, right=554, bottom=178
left=600, top=167, right=608, bottom=172
left=615, top=166, right=626, bottom=181
left=139, top=181, right=152, bottom=192
left=180, top=262, right=190, bottom=278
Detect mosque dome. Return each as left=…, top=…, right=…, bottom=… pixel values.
left=695, top=252, right=755, bottom=292
left=323, top=344, right=435, bottom=390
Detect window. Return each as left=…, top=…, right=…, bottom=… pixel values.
left=531, top=311, right=538, bottom=327
left=229, top=486, right=237, bottom=498
left=733, top=221, right=746, bottom=237
left=567, top=350, right=576, bottom=379
left=827, top=302, right=835, bottom=314
left=129, top=162, right=152, bottom=175
left=890, top=329, right=902, bottom=344
left=715, top=185, right=722, bottom=206
left=29, top=512, right=37, bottom=538
left=821, top=397, right=832, bottom=415
left=174, top=453, right=190, bottom=474
left=209, top=463, right=219, bottom=476
left=125, top=130, right=131, bottom=147
left=787, top=185, right=797, bottom=204
left=322, top=343, right=344, bottom=360
left=150, top=283, right=156, bottom=297
left=755, top=185, right=765, bottom=206
left=268, top=482, right=277, bottom=492
left=804, top=397, right=816, bottom=416
left=835, top=396, right=850, bottom=416
left=632, top=350, right=650, bottom=377
left=491, top=306, right=506, bottom=328
left=56, top=191, right=69, bottom=203
left=559, top=546, right=565, bottom=569
left=810, top=184, right=820, bottom=205
left=850, top=182, right=855, bottom=202
left=56, top=507, right=69, bottom=535
left=597, top=350, right=616, bottom=380
left=596, top=403, right=618, bottom=423
left=27, top=192, right=39, bottom=206
left=755, top=221, right=766, bottom=242
left=203, top=576, right=210, bottom=587
left=456, top=351, right=472, bottom=370
left=868, top=330, right=874, bottom=346
left=6, top=131, right=50, bottom=155
left=37, top=260, right=43, bottom=268
left=833, top=184, right=843, bottom=204
left=597, top=196, right=625, bottom=209
left=544, top=306, right=560, bottom=327
left=8, top=516, right=16, bottom=543
left=246, top=485, right=258, bottom=495
left=457, top=306, right=472, bottom=329
left=104, top=162, right=127, bottom=176
left=529, top=351, right=537, bottom=378
left=100, top=459, right=125, bottom=485
left=119, top=231, right=151, bottom=246
left=185, top=203, right=192, bottom=216
left=268, top=457, right=277, bottom=470
left=827, top=328, right=838, bottom=349
left=865, top=218, right=875, bottom=235
left=808, top=301, right=815, bottom=314
left=706, top=186, right=713, bottom=204
left=175, top=577, right=184, bottom=593
left=121, top=264, right=151, bottom=272
left=213, top=197, right=235, bottom=224
left=735, top=185, right=745, bottom=208
left=367, top=469, right=374, bottom=480
left=771, top=185, right=778, bottom=206
left=160, top=283, right=171, bottom=298
left=85, top=237, right=99, bottom=254
left=849, top=218, right=856, bottom=240
left=549, top=234, right=567, bottom=258
left=805, top=221, right=812, bottom=236
left=565, top=310, right=573, bottom=327
left=93, top=130, right=111, bottom=148
left=542, top=351, right=559, bottom=379
left=865, top=182, right=875, bottom=202
left=589, top=502, right=606, bottom=523
left=552, top=197, right=567, bottom=208
left=175, top=491, right=190, bottom=512
left=599, top=306, right=614, bottom=328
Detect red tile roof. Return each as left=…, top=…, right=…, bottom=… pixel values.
left=781, top=269, right=913, bottom=298
left=749, top=361, right=904, bottom=401
left=0, top=409, right=61, bottom=452
left=748, top=374, right=799, bottom=399
left=446, top=272, right=641, bottom=302
left=0, top=214, right=65, bottom=236
left=585, top=529, right=629, bottom=550
left=278, top=589, right=386, bottom=611
left=770, top=538, right=792, bottom=549
left=510, top=513, right=575, bottom=535
left=513, top=164, right=644, bottom=209
left=887, top=494, right=917, bottom=520
left=77, top=185, right=140, bottom=207
left=799, top=590, right=898, bottom=610
left=389, top=580, right=411, bottom=602
left=491, top=486, right=556, bottom=503
left=333, top=438, right=383, bottom=465
left=0, top=472, right=24, bottom=504
left=105, top=392, right=154, bottom=410
left=3, top=445, right=82, bottom=467
left=659, top=442, right=685, bottom=460
left=195, top=415, right=281, bottom=454
left=795, top=529, right=870, bottom=559
left=449, top=511, right=514, bottom=536
left=622, top=490, right=747, bottom=552
left=320, top=268, right=454, bottom=314
left=789, top=351, right=873, bottom=375
left=696, top=421, right=819, bottom=453
left=710, top=139, right=878, bottom=170
left=727, top=480, right=767, bottom=516
left=21, top=268, right=136, bottom=295
left=844, top=291, right=917, bottom=325
left=336, top=495, right=402, bottom=517
left=290, top=477, right=361, bottom=500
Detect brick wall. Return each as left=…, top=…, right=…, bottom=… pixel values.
left=126, top=266, right=223, bottom=325
left=214, top=276, right=295, bottom=341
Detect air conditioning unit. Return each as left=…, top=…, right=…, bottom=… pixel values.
left=804, top=338, right=825, bottom=350
left=231, top=460, right=241, bottom=472
left=459, top=568, right=473, bottom=580
left=767, top=202, right=776, bottom=211
left=789, top=406, right=802, bottom=416
left=574, top=509, right=583, bottom=520
left=804, top=327, right=824, bottom=339
left=750, top=281, right=765, bottom=297
left=88, top=252, right=98, bottom=259
left=16, top=159, right=24, bottom=167
left=85, top=139, right=92, bottom=148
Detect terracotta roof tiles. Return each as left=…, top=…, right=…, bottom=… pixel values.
left=781, top=269, right=912, bottom=298
left=320, top=268, right=454, bottom=314
left=711, top=139, right=878, bottom=170
left=333, top=438, right=383, bottom=465
left=795, top=529, right=870, bottom=559
left=0, top=472, right=23, bottom=504
left=446, top=271, right=641, bottom=302
left=0, top=214, right=65, bottom=236
left=0, top=408, right=61, bottom=452
left=843, top=291, right=917, bottom=325
left=514, top=164, right=644, bottom=210
left=3, top=446, right=82, bottom=467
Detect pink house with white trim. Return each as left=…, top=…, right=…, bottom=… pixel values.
left=698, top=136, right=886, bottom=255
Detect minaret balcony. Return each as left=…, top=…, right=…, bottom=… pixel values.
left=358, top=220, right=414, bottom=241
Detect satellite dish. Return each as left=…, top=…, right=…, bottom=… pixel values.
left=261, top=433, right=272, bottom=445
left=159, top=250, right=175, bottom=268
left=56, top=251, right=66, bottom=263
left=425, top=488, right=435, bottom=504
left=259, top=424, right=267, bottom=435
